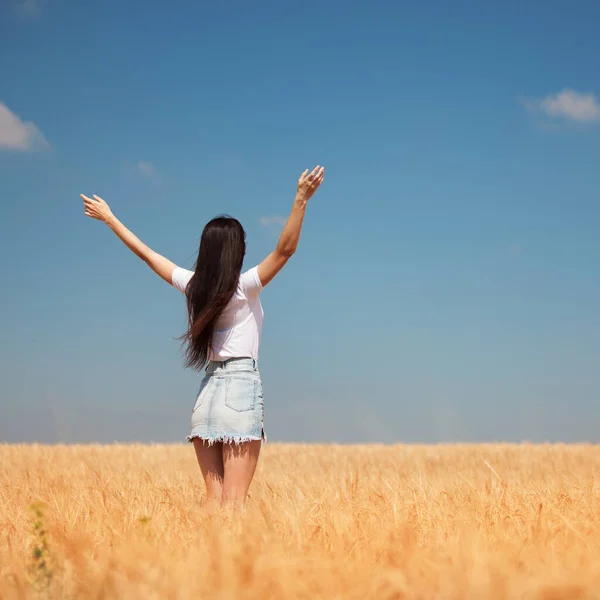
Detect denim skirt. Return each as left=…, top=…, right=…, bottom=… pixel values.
left=187, top=358, right=266, bottom=445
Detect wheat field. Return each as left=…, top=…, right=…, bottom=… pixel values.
left=2, top=443, right=600, bottom=599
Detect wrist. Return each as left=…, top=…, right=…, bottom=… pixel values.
left=105, top=213, right=117, bottom=229
left=294, top=194, right=309, bottom=209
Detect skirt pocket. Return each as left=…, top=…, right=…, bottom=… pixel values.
left=224, top=376, right=257, bottom=412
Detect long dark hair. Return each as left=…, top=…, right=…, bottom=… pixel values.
left=181, top=216, right=246, bottom=371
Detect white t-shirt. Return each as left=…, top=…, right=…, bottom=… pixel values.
left=172, top=266, right=264, bottom=363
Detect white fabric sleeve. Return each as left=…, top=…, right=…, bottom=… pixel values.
left=239, top=266, right=263, bottom=297
left=171, top=267, right=194, bottom=294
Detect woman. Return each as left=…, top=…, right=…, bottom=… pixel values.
left=81, top=165, right=325, bottom=510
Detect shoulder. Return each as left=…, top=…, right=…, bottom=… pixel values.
left=172, top=267, right=194, bottom=293
left=238, top=266, right=263, bottom=298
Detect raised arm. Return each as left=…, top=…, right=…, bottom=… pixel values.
left=256, top=165, right=325, bottom=287
left=81, top=194, right=178, bottom=286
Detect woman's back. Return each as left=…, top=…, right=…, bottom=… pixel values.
left=172, top=266, right=264, bottom=362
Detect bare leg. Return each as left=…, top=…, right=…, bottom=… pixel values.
left=193, top=439, right=224, bottom=513
left=222, top=440, right=261, bottom=510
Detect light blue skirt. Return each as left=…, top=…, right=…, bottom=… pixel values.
left=187, top=358, right=266, bottom=445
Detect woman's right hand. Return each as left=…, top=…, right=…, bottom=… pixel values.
left=296, top=165, right=325, bottom=203
left=81, top=194, right=114, bottom=224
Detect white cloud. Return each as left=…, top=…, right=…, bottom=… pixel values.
left=16, top=0, right=41, bottom=18
left=260, top=215, right=286, bottom=227
left=260, top=215, right=286, bottom=236
left=136, top=161, right=160, bottom=181
left=525, top=89, right=600, bottom=123
left=0, top=102, right=49, bottom=151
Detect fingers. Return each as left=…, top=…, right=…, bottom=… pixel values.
left=81, top=194, right=98, bottom=205
left=81, top=193, right=98, bottom=218
left=80, top=194, right=104, bottom=204
left=308, top=165, right=321, bottom=180
left=311, top=166, right=324, bottom=186
left=300, top=166, right=321, bottom=180
left=300, top=165, right=324, bottom=184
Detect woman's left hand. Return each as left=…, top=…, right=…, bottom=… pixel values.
left=81, top=194, right=114, bottom=224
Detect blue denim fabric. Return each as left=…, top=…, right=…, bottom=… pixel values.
left=187, top=358, right=265, bottom=445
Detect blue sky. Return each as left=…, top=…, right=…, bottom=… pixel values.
left=1, top=0, right=599, bottom=444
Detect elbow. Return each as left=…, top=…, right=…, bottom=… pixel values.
left=276, top=246, right=295, bottom=259
left=141, top=249, right=157, bottom=265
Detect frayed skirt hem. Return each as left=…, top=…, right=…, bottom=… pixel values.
left=186, top=431, right=267, bottom=446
